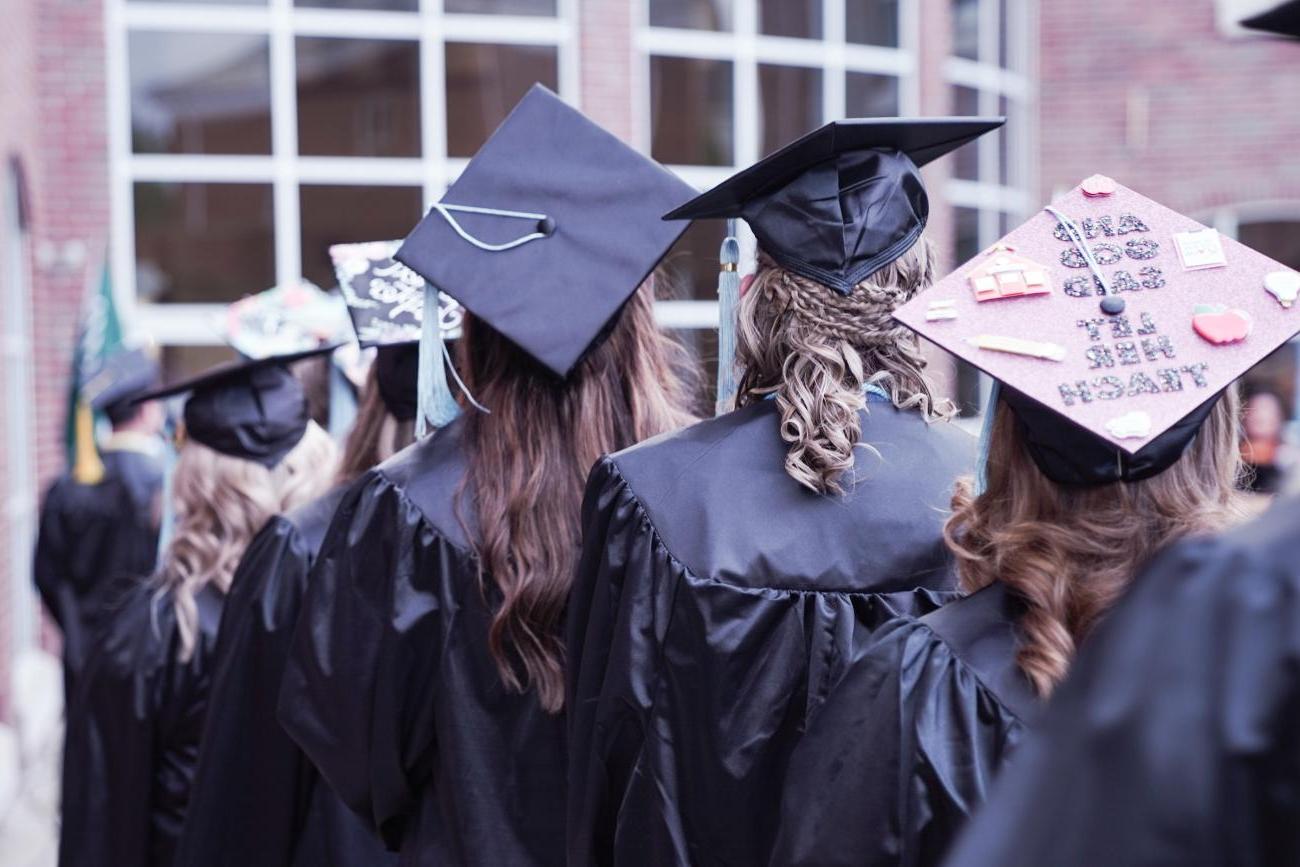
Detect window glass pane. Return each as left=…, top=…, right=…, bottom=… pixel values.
left=760, top=0, right=821, bottom=39
left=295, top=0, right=417, bottom=8
left=445, top=43, right=558, bottom=158
left=659, top=219, right=727, bottom=302
left=161, top=345, right=238, bottom=386
left=998, top=94, right=1014, bottom=187
left=759, top=65, right=821, bottom=156
left=846, top=0, right=899, bottom=47
left=150, top=0, right=263, bottom=4
left=445, top=0, right=558, bottom=13
left=129, top=31, right=271, bottom=155
left=135, top=182, right=275, bottom=304
left=952, top=0, right=980, bottom=61
left=651, top=56, right=734, bottom=166
left=296, top=38, right=420, bottom=158
left=666, top=327, right=717, bottom=415
left=953, top=205, right=981, bottom=267
left=299, top=185, right=425, bottom=290
left=846, top=72, right=899, bottom=117
left=650, top=0, right=732, bottom=30
left=1238, top=221, right=1300, bottom=270
left=951, top=85, right=980, bottom=181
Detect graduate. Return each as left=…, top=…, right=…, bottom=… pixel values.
left=33, top=347, right=164, bottom=690
left=59, top=348, right=338, bottom=867
left=173, top=244, right=461, bottom=867
left=770, top=176, right=1300, bottom=866
left=565, top=117, right=1003, bottom=866
left=277, top=84, right=698, bottom=866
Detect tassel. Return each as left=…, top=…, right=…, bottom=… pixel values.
left=327, top=360, right=358, bottom=440
left=975, top=380, right=1001, bottom=496
left=715, top=222, right=741, bottom=416
left=71, top=399, right=104, bottom=485
left=155, top=426, right=178, bottom=563
left=416, top=282, right=461, bottom=437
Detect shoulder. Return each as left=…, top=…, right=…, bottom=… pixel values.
left=280, top=484, right=350, bottom=555
left=372, top=417, right=472, bottom=549
left=89, top=578, right=174, bottom=683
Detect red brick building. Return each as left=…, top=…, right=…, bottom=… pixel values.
left=0, top=0, right=1297, bottom=717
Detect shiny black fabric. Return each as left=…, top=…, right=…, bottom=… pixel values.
left=183, top=363, right=309, bottom=468
left=945, top=496, right=1300, bottom=867
left=33, top=447, right=163, bottom=685
left=566, top=401, right=975, bottom=866
left=771, top=583, right=1036, bottom=867
left=1243, top=0, right=1300, bottom=36
left=279, top=419, right=567, bottom=866
left=175, top=485, right=395, bottom=867
left=60, top=581, right=224, bottom=867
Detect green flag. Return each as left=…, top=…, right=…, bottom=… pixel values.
left=64, top=256, right=124, bottom=481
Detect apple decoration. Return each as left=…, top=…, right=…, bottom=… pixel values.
left=1080, top=174, right=1117, bottom=197
left=1192, top=304, right=1252, bottom=345
left=1264, top=270, right=1300, bottom=309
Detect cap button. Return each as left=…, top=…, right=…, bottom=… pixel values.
left=537, top=216, right=557, bottom=237
left=1100, top=296, right=1126, bottom=315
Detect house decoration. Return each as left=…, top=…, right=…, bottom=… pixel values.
left=967, top=244, right=1052, bottom=302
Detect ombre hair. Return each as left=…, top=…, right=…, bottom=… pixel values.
left=735, top=238, right=952, bottom=496
left=157, top=422, right=337, bottom=660
left=459, top=279, right=697, bottom=713
left=335, top=362, right=416, bottom=485
left=945, top=389, right=1249, bottom=696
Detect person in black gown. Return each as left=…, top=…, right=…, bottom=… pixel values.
left=174, top=244, right=461, bottom=867
left=278, top=85, right=699, bottom=867
left=58, top=348, right=339, bottom=867
left=34, top=347, right=163, bottom=691
left=564, top=117, right=1004, bottom=867
left=771, top=176, right=1300, bottom=866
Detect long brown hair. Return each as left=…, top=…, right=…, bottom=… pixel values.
left=734, top=239, right=952, bottom=496
left=335, top=361, right=416, bottom=484
left=459, top=281, right=697, bottom=712
left=945, top=390, right=1248, bottom=696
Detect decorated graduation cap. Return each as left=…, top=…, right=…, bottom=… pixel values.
left=894, top=175, right=1300, bottom=486
left=133, top=346, right=336, bottom=469
left=396, top=83, right=696, bottom=431
left=1242, top=0, right=1300, bottom=37
left=221, top=280, right=352, bottom=359
left=82, top=347, right=161, bottom=424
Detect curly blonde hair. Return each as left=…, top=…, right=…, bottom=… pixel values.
left=156, top=422, right=338, bottom=660
left=734, top=239, right=952, bottom=495
left=945, top=390, right=1249, bottom=696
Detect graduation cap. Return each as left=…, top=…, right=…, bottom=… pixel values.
left=893, top=175, right=1300, bottom=486
left=133, top=346, right=337, bottom=468
left=396, top=84, right=697, bottom=382
left=82, top=347, right=161, bottom=423
left=222, top=280, right=353, bottom=359
left=663, top=117, right=1005, bottom=294
left=1242, top=0, right=1300, bottom=37
left=329, top=240, right=464, bottom=348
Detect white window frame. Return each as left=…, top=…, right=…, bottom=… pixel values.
left=106, top=0, right=581, bottom=346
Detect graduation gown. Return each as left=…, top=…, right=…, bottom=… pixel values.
left=770, top=582, right=1037, bottom=867
left=279, top=418, right=567, bottom=867
left=565, top=400, right=975, bottom=867
left=33, top=444, right=163, bottom=680
left=174, top=485, right=396, bottom=867
left=59, top=580, right=224, bottom=867
left=944, top=496, right=1300, bottom=867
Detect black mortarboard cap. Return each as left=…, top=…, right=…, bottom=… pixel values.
left=83, top=348, right=160, bottom=421
left=396, top=84, right=697, bottom=378
left=330, top=240, right=464, bottom=348
left=1242, top=0, right=1300, bottom=37
left=663, top=117, right=1005, bottom=293
left=134, top=346, right=337, bottom=468
left=373, top=343, right=419, bottom=422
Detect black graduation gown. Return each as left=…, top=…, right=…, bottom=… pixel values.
left=174, top=486, right=396, bottom=867
left=944, top=496, right=1300, bottom=867
left=770, top=583, right=1037, bottom=867
left=59, top=580, right=224, bottom=867
left=565, top=400, right=975, bottom=867
left=279, top=418, right=567, bottom=867
left=33, top=446, right=163, bottom=680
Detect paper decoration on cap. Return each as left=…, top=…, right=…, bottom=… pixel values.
left=1106, top=410, right=1152, bottom=439
left=330, top=240, right=464, bottom=346
left=221, top=280, right=352, bottom=359
left=1173, top=229, right=1228, bottom=271
left=1264, top=270, right=1300, bottom=308
left=893, top=176, right=1300, bottom=458
left=967, top=245, right=1051, bottom=302
left=1081, top=174, right=1117, bottom=197
left=926, top=299, right=957, bottom=321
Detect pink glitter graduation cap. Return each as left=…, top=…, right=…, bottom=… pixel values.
left=895, top=176, right=1300, bottom=459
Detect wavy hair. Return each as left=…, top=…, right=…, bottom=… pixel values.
left=945, top=389, right=1249, bottom=696
left=335, top=362, right=416, bottom=484
left=157, top=422, right=337, bottom=660
left=459, top=280, right=697, bottom=713
left=735, top=239, right=951, bottom=495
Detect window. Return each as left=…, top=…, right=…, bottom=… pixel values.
left=107, top=0, right=575, bottom=354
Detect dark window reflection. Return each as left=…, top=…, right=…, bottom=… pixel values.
left=759, top=65, right=821, bottom=156
left=299, top=185, right=424, bottom=289
left=846, top=0, right=899, bottom=46
left=296, top=37, right=421, bottom=158
left=295, top=0, right=417, bottom=8
left=1239, top=221, right=1300, bottom=270
left=134, top=182, right=275, bottom=304
left=667, top=327, right=718, bottom=417
left=445, top=0, right=558, bottom=13
left=651, top=56, right=734, bottom=166
left=760, top=0, right=821, bottom=39
left=658, top=218, right=727, bottom=302
left=953, top=205, right=981, bottom=268
left=846, top=72, right=899, bottom=117
left=951, top=85, right=981, bottom=181
left=129, top=31, right=271, bottom=155
left=999, top=0, right=1012, bottom=68
left=445, top=42, right=558, bottom=158
left=161, top=345, right=238, bottom=386
left=952, top=0, right=979, bottom=61
left=649, top=0, right=732, bottom=30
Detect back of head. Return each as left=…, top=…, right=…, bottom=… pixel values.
left=735, top=237, right=950, bottom=495
left=336, top=361, right=417, bottom=484
left=460, top=281, right=696, bottom=712
left=945, top=389, right=1248, bottom=696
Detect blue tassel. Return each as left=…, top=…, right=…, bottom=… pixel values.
left=327, top=360, right=357, bottom=440
left=975, top=380, right=1001, bottom=496
left=156, top=422, right=178, bottom=564
left=715, top=223, right=741, bottom=416
left=417, top=282, right=461, bottom=437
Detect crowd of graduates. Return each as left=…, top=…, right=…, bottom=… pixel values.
left=30, top=3, right=1300, bottom=865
